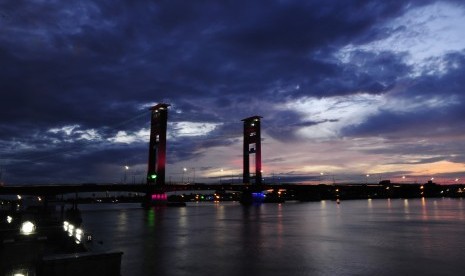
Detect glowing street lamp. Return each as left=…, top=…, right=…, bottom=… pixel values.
left=182, top=167, right=187, bottom=183
left=20, top=221, right=35, bottom=235
left=123, top=165, right=130, bottom=183
left=75, top=228, right=83, bottom=244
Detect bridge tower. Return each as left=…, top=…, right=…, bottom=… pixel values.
left=147, top=103, right=170, bottom=186
left=242, top=116, right=262, bottom=185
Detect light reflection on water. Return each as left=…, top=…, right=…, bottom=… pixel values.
left=80, top=199, right=465, bottom=276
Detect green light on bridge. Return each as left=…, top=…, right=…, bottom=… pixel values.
left=148, top=174, right=157, bottom=180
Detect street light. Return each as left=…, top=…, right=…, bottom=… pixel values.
left=123, top=166, right=129, bottom=183
left=182, top=167, right=187, bottom=183
left=20, top=221, right=35, bottom=235
left=183, top=167, right=196, bottom=183
left=366, top=174, right=370, bottom=184
left=220, top=168, right=224, bottom=184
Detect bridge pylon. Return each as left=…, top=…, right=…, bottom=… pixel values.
left=144, top=103, right=170, bottom=207
left=242, top=116, right=263, bottom=185
left=147, top=103, right=170, bottom=186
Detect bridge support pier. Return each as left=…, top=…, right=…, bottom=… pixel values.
left=142, top=192, right=168, bottom=207
left=240, top=189, right=265, bottom=205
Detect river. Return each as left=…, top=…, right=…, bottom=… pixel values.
left=79, top=198, right=465, bottom=276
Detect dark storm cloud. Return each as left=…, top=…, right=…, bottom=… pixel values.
left=0, top=0, right=415, bottom=130
left=1, top=0, right=463, bottom=183
left=338, top=50, right=465, bottom=168
left=265, top=109, right=340, bottom=141
left=324, top=50, right=410, bottom=95
left=410, top=52, right=465, bottom=96
left=2, top=135, right=148, bottom=184
left=222, top=0, right=406, bottom=53
left=342, top=51, right=465, bottom=140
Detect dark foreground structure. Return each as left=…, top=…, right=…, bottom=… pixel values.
left=0, top=201, right=122, bottom=276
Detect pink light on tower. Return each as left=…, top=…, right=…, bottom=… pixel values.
left=151, top=193, right=167, bottom=201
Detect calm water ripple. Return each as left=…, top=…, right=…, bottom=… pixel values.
left=80, top=198, right=465, bottom=276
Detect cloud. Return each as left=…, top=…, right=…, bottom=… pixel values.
left=108, top=129, right=148, bottom=144
left=170, top=122, right=222, bottom=138
left=337, top=2, right=465, bottom=76
left=48, top=125, right=102, bottom=142
left=279, top=94, right=384, bottom=139
left=1, top=1, right=465, bottom=184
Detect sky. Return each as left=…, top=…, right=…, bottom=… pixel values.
left=1, top=0, right=465, bottom=185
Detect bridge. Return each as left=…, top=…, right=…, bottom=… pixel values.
left=0, top=103, right=268, bottom=206
left=2, top=181, right=464, bottom=203
left=3, top=103, right=463, bottom=205
left=0, top=183, right=268, bottom=196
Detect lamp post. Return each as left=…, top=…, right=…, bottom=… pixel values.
left=182, top=167, right=196, bottom=183
left=182, top=167, right=187, bottom=184
left=366, top=174, right=370, bottom=184
left=124, top=166, right=129, bottom=184
left=220, top=168, right=224, bottom=184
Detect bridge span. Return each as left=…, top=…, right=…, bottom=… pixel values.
left=0, top=183, right=287, bottom=196
left=2, top=182, right=462, bottom=201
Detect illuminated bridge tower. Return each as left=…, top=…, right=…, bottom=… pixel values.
left=242, top=116, right=263, bottom=185
left=147, top=103, right=170, bottom=186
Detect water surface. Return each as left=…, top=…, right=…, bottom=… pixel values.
left=80, top=198, right=465, bottom=275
